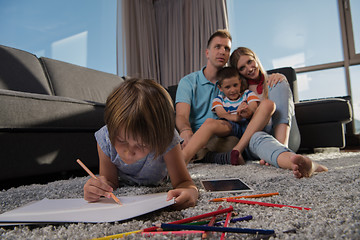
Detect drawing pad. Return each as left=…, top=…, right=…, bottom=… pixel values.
left=201, top=178, right=253, bottom=193
left=0, top=192, right=174, bottom=225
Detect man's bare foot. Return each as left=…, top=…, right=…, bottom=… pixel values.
left=291, top=154, right=328, bottom=178
left=259, top=160, right=270, bottom=166
left=231, top=150, right=245, bottom=165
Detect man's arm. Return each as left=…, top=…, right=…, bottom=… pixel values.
left=175, top=102, right=193, bottom=148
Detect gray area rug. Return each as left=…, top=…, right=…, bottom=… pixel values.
left=1, top=152, right=359, bottom=239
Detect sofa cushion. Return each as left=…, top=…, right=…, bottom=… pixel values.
left=0, top=89, right=105, bottom=130
left=0, top=45, right=53, bottom=95
left=295, top=98, right=352, bottom=125
left=40, top=57, right=123, bottom=103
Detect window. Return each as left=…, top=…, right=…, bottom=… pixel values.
left=296, top=68, right=347, bottom=100
left=347, top=0, right=360, bottom=58
left=346, top=0, right=360, bottom=133
left=350, top=66, right=360, bottom=133
left=227, top=0, right=360, bottom=133
left=0, top=0, right=118, bottom=75
left=227, top=0, right=343, bottom=69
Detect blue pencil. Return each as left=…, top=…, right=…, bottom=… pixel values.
left=214, top=215, right=253, bottom=226
left=160, top=223, right=275, bottom=235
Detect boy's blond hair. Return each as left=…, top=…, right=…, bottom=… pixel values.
left=104, top=78, right=175, bottom=157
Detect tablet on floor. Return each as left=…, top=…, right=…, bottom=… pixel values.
left=200, top=178, right=253, bottom=193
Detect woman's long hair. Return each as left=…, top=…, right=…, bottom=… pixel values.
left=230, top=47, right=268, bottom=99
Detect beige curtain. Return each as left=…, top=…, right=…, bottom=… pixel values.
left=121, top=0, right=160, bottom=81
left=121, top=0, right=228, bottom=87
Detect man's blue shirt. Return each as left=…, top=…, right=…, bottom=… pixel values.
left=175, top=66, right=220, bottom=132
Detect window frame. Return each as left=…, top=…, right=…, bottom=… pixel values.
left=293, top=0, right=358, bottom=135
left=343, top=0, right=360, bottom=63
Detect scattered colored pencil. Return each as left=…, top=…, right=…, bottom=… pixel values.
left=185, top=218, right=223, bottom=226
left=215, top=215, right=253, bottom=226
left=210, top=192, right=279, bottom=202
left=142, top=230, right=205, bottom=236
left=142, top=206, right=234, bottom=232
left=76, top=159, right=122, bottom=205
left=202, top=205, right=222, bottom=239
left=160, top=223, right=275, bottom=235
left=93, top=229, right=142, bottom=239
left=220, top=211, right=232, bottom=240
left=227, top=199, right=311, bottom=210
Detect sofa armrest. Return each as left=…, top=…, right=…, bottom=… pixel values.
left=0, top=89, right=105, bottom=130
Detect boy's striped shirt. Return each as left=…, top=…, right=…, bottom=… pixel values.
left=212, top=90, right=260, bottom=114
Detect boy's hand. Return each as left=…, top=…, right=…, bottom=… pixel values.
left=84, top=176, right=114, bottom=202
left=237, top=102, right=248, bottom=113
left=237, top=102, right=251, bottom=119
left=166, top=187, right=198, bottom=210
left=239, top=109, right=252, bottom=119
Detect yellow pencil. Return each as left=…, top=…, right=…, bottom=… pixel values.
left=209, top=192, right=279, bottom=202
left=76, top=159, right=122, bottom=205
left=92, top=230, right=142, bottom=240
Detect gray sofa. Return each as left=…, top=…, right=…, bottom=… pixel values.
left=0, top=45, right=123, bottom=182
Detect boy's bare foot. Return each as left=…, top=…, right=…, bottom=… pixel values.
left=231, top=150, right=245, bottom=165
left=291, top=154, right=328, bottom=178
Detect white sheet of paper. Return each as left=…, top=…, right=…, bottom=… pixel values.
left=0, top=192, right=174, bottom=225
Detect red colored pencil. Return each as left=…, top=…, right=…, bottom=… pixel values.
left=202, top=205, right=223, bottom=239
left=143, top=206, right=234, bottom=232
left=227, top=199, right=311, bottom=210
left=220, top=211, right=232, bottom=240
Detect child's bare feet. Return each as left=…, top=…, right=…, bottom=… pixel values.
left=259, top=160, right=270, bottom=166
left=231, top=150, right=245, bottom=165
left=291, top=154, right=328, bottom=178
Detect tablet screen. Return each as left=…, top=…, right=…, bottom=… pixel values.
left=201, top=178, right=253, bottom=193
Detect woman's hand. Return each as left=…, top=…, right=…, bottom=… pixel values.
left=84, top=176, right=115, bottom=202
left=167, top=187, right=198, bottom=210
left=268, top=73, right=287, bottom=88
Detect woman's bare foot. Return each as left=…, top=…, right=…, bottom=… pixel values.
left=291, top=154, right=328, bottom=178
left=231, top=150, right=245, bottom=165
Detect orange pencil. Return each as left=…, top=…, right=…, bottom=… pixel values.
left=209, top=192, right=279, bottom=202
left=76, top=159, right=122, bottom=205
